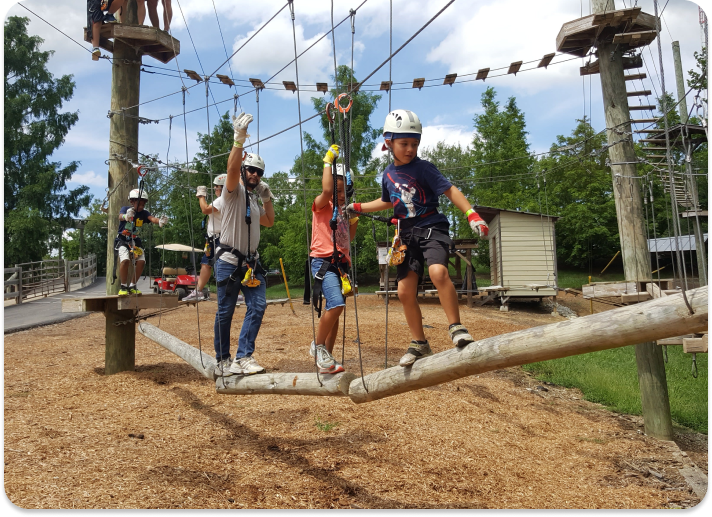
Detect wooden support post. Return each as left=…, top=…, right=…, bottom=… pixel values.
left=105, top=307, right=136, bottom=375
left=348, top=287, right=708, bottom=404
left=591, top=0, right=673, bottom=440
left=104, top=1, right=141, bottom=375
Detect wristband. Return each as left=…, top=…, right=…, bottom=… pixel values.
left=353, top=203, right=362, bottom=212
left=233, top=141, right=243, bottom=148
left=323, top=162, right=332, bottom=167
left=465, top=208, right=475, bottom=217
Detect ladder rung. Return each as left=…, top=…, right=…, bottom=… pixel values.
left=627, top=90, right=652, bottom=96
left=625, top=73, right=647, bottom=81
left=635, top=129, right=665, bottom=133
left=646, top=155, right=667, bottom=159
left=639, top=138, right=664, bottom=143
left=629, top=105, right=656, bottom=110
left=631, top=119, right=659, bottom=123
left=643, top=147, right=668, bottom=151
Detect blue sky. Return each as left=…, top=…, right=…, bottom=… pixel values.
left=3, top=0, right=708, bottom=212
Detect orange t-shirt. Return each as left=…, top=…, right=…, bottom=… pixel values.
left=310, top=200, right=351, bottom=264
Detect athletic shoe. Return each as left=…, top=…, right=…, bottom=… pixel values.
left=91, top=47, right=101, bottom=61
left=104, top=13, right=118, bottom=23
left=314, top=345, right=345, bottom=374
left=118, top=286, right=129, bottom=296
left=182, top=289, right=204, bottom=302
left=230, top=356, right=266, bottom=375
left=129, top=285, right=142, bottom=295
left=399, top=340, right=433, bottom=367
left=215, top=357, right=233, bottom=377
left=448, top=324, right=474, bottom=348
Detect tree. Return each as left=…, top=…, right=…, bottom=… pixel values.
left=535, top=118, right=619, bottom=269
left=62, top=200, right=109, bottom=272
left=687, top=46, right=707, bottom=105
left=4, top=16, right=91, bottom=266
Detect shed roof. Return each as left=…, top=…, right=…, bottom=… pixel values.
left=471, top=205, right=559, bottom=225
left=647, top=234, right=708, bottom=253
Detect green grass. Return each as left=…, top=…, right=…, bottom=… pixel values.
left=556, top=270, right=626, bottom=290
left=523, top=346, right=708, bottom=433
left=314, top=417, right=339, bottom=432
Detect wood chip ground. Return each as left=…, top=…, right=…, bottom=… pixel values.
left=4, top=294, right=706, bottom=508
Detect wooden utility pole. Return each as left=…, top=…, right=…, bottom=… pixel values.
left=672, top=41, right=707, bottom=286
left=105, top=0, right=141, bottom=374
left=591, top=0, right=673, bottom=440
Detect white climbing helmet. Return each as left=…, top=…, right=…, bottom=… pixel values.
left=243, top=153, right=265, bottom=172
left=383, top=109, right=422, bottom=137
left=213, top=173, right=227, bottom=186
left=335, top=163, right=353, bottom=178
left=128, top=188, right=149, bottom=201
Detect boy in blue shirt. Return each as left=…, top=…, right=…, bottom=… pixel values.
left=347, top=109, right=488, bottom=367
left=115, top=188, right=167, bottom=296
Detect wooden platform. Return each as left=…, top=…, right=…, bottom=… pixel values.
left=62, top=293, right=179, bottom=313
left=557, top=7, right=657, bottom=57
left=83, top=23, right=180, bottom=64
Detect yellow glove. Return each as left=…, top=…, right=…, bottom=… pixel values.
left=323, top=144, right=340, bottom=165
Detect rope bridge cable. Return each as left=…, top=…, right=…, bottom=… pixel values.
left=288, top=0, right=321, bottom=387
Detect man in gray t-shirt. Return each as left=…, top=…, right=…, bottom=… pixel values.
left=212, top=112, right=275, bottom=377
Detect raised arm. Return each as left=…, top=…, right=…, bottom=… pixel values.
left=313, top=144, right=340, bottom=210
left=226, top=113, right=253, bottom=193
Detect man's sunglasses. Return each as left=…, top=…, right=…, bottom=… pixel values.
left=245, top=166, right=264, bottom=178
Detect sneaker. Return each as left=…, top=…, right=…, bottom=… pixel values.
left=91, top=47, right=101, bottom=61
left=448, top=324, right=474, bottom=348
left=182, top=289, right=204, bottom=302
left=129, top=285, right=142, bottom=295
left=230, top=356, right=266, bottom=375
left=103, top=13, right=118, bottom=23
left=118, top=286, right=129, bottom=296
left=314, top=345, right=345, bottom=374
left=215, top=357, right=233, bottom=377
left=399, top=340, right=433, bottom=367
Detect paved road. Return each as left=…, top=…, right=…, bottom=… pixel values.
left=3, top=277, right=152, bottom=334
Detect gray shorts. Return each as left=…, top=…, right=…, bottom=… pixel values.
left=396, top=223, right=450, bottom=282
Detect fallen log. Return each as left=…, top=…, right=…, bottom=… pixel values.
left=215, top=371, right=356, bottom=397
left=348, top=287, right=708, bottom=404
left=138, top=322, right=217, bottom=380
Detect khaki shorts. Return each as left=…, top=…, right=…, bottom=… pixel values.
left=118, top=245, right=145, bottom=263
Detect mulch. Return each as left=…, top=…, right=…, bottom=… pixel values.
left=4, top=295, right=706, bottom=508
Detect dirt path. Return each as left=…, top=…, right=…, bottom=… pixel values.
left=4, top=296, right=706, bottom=509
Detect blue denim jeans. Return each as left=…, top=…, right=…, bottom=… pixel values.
left=311, top=257, right=346, bottom=311
left=213, top=258, right=267, bottom=361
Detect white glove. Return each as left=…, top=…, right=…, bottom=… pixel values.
left=125, top=208, right=135, bottom=221
left=253, top=181, right=274, bottom=203
left=158, top=215, right=168, bottom=228
left=196, top=186, right=207, bottom=197
left=232, top=112, right=253, bottom=146
left=344, top=203, right=357, bottom=217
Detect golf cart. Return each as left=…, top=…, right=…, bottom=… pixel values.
left=152, top=243, right=208, bottom=300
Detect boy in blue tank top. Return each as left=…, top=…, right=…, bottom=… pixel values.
left=347, top=109, right=488, bottom=367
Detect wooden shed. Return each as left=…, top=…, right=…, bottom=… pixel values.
left=472, top=206, right=559, bottom=306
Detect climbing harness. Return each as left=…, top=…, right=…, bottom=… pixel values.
left=387, top=220, right=407, bottom=266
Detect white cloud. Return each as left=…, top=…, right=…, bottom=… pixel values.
left=69, top=170, right=107, bottom=188
left=420, top=124, right=473, bottom=151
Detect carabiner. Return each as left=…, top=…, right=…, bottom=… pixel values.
left=336, top=93, right=353, bottom=114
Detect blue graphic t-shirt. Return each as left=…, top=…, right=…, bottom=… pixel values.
left=380, top=157, right=452, bottom=228
left=118, top=205, right=152, bottom=238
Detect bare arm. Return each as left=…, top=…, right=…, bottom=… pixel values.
left=443, top=185, right=473, bottom=214
left=349, top=218, right=359, bottom=241
left=198, top=196, right=218, bottom=215
left=226, top=145, right=244, bottom=194
left=359, top=198, right=393, bottom=212
left=147, top=215, right=161, bottom=224
left=260, top=200, right=275, bottom=227
left=314, top=163, right=335, bottom=210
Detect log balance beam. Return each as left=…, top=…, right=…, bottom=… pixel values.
left=137, top=287, right=707, bottom=404
left=137, top=322, right=355, bottom=396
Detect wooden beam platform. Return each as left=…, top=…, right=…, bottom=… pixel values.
left=83, top=23, right=180, bottom=64
left=580, top=55, right=642, bottom=76
left=216, top=372, right=356, bottom=397
left=62, top=293, right=179, bottom=313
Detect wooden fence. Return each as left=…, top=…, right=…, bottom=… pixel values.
left=4, top=254, right=98, bottom=304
